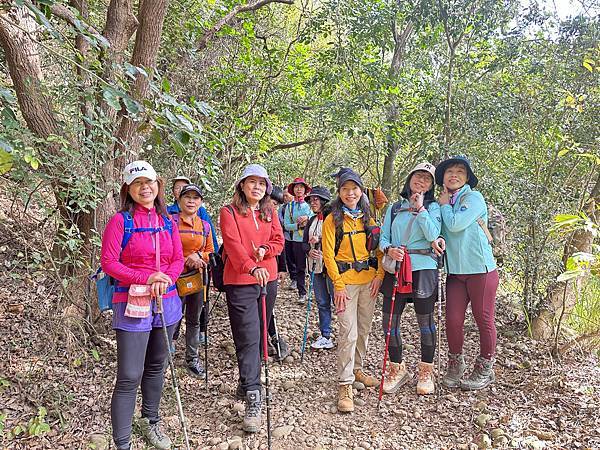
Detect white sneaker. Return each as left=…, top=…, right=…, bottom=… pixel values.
left=311, top=336, right=334, bottom=349
left=297, top=295, right=306, bottom=304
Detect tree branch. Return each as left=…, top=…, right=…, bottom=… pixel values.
left=271, top=138, right=323, bottom=151
left=196, top=0, right=294, bottom=50
left=49, top=3, right=104, bottom=44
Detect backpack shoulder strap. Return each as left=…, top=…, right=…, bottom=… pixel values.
left=477, top=217, right=494, bottom=244
left=161, top=214, right=172, bottom=234
left=171, top=213, right=180, bottom=225
left=390, top=200, right=404, bottom=225
left=120, top=211, right=134, bottom=250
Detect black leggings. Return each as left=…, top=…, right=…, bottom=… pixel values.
left=382, top=293, right=436, bottom=363
left=111, top=324, right=175, bottom=449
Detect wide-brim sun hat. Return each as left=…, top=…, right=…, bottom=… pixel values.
left=172, top=175, right=191, bottom=185
left=306, top=186, right=331, bottom=203
left=179, top=184, right=203, bottom=198
left=287, top=177, right=312, bottom=195
left=337, top=169, right=364, bottom=190
left=236, top=164, right=273, bottom=195
left=123, top=160, right=157, bottom=185
left=434, top=155, right=478, bottom=188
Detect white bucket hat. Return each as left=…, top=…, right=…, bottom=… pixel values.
left=123, top=160, right=157, bottom=185
left=235, top=164, right=273, bottom=195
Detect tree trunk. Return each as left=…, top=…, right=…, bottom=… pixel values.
left=381, top=21, right=413, bottom=197
left=531, top=171, right=600, bottom=340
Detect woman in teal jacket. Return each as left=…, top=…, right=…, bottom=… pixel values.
left=283, top=178, right=313, bottom=303
left=379, top=162, right=441, bottom=395
left=434, top=155, right=498, bottom=391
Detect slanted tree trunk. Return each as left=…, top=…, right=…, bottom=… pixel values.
left=531, top=172, right=600, bottom=340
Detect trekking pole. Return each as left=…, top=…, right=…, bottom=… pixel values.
left=377, top=263, right=399, bottom=408
left=300, top=270, right=315, bottom=363
left=271, top=306, right=283, bottom=364
left=203, top=266, right=209, bottom=390
left=157, top=294, right=191, bottom=450
left=260, top=285, right=272, bottom=450
left=436, top=253, right=445, bottom=399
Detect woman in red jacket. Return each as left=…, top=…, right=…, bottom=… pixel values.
left=219, top=164, right=284, bottom=433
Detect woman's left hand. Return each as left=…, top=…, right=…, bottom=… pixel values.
left=253, top=246, right=266, bottom=262
left=439, top=184, right=450, bottom=206
left=151, top=281, right=169, bottom=298
left=369, top=277, right=382, bottom=298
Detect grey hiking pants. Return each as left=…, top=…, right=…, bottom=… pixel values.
left=111, top=324, right=175, bottom=449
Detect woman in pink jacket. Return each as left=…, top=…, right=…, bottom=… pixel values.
left=101, top=161, right=184, bottom=450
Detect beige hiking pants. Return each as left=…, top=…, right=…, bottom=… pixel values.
left=337, top=282, right=377, bottom=385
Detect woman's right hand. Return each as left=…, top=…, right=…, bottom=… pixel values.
left=432, top=238, right=446, bottom=256
left=308, top=249, right=322, bottom=259
left=147, top=271, right=172, bottom=285
left=252, top=267, right=270, bottom=287
left=387, top=246, right=405, bottom=262
left=334, top=288, right=348, bottom=314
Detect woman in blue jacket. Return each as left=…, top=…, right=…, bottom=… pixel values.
left=283, top=178, right=313, bottom=303
left=379, top=162, right=441, bottom=395
left=433, top=155, right=499, bottom=391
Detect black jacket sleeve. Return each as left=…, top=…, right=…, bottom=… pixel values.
left=302, top=215, right=317, bottom=253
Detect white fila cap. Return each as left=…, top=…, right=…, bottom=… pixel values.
left=123, top=160, right=158, bottom=185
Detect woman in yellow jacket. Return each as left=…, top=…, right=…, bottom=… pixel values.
left=322, top=170, right=384, bottom=413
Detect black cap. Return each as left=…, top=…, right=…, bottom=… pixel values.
left=269, top=185, right=285, bottom=204
left=337, top=170, right=364, bottom=190
left=306, top=186, right=331, bottom=202
left=434, top=155, right=478, bottom=188
left=330, top=167, right=352, bottom=179
left=179, top=184, right=203, bottom=198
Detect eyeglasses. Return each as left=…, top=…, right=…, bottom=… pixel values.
left=308, top=197, right=321, bottom=203
left=130, top=179, right=157, bottom=188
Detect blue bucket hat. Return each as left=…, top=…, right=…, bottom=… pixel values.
left=236, top=164, right=273, bottom=195
left=434, top=155, right=478, bottom=188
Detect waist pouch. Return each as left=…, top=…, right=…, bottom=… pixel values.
left=337, top=257, right=378, bottom=274
left=125, top=284, right=152, bottom=318
left=176, top=270, right=204, bottom=297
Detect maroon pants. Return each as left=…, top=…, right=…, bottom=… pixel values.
left=445, top=270, right=499, bottom=359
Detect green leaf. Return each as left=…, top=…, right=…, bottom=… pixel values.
left=102, top=89, right=121, bottom=111
left=0, top=140, right=13, bottom=175
left=582, top=58, right=594, bottom=73
left=557, top=148, right=570, bottom=157
left=161, top=78, right=171, bottom=93
left=91, top=349, right=100, bottom=361
left=123, top=97, right=140, bottom=115
left=557, top=269, right=582, bottom=282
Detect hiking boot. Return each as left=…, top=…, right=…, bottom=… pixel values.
left=383, top=361, right=410, bottom=394
left=271, top=335, right=290, bottom=361
left=137, top=417, right=172, bottom=450
left=353, top=369, right=379, bottom=388
left=242, top=390, right=262, bottom=433
left=186, top=360, right=205, bottom=379
left=311, top=336, right=334, bottom=350
left=442, top=353, right=466, bottom=388
left=297, top=295, right=306, bottom=304
left=460, top=356, right=495, bottom=391
left=337, top=384, right=354, bottom=413
left=288, top=280, right=297, bottom=291
left=416, top=362, right=435, bottom=395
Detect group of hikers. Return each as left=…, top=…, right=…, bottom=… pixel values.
left=100, top=156, right=499, bottom=450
